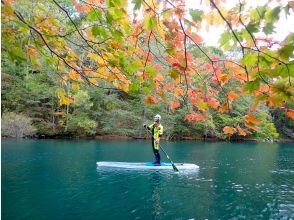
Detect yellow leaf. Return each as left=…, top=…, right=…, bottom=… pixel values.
left=68, top=70, right=81, bottom=81
left=72, top=84, right=80, bottom=90
left=87, top=52, right=105, bottom=67
left=89, top=78, right=99, bottom=86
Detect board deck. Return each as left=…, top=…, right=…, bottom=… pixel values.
left=96, top=161, right=199, bottom=170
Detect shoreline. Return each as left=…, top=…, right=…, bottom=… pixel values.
left=2, top=134, right=293, bottom=143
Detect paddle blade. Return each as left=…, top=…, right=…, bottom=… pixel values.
left=172, top=163, right=179, bottom=172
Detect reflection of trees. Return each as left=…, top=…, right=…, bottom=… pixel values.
left=150, top=172, right=162, bottom=220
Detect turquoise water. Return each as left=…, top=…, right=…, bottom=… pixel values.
left=2, top=140, right=294, bottom=219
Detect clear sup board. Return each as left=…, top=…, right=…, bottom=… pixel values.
left=96, top=161, right=199, bottom=170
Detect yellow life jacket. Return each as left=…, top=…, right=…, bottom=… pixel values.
left=148, top=123, right=163, bottom=139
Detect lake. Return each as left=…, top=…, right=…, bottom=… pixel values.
left=2, top=139, right=294, bottom=219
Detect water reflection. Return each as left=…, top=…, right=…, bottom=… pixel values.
left=150, top=172, right=162, bottom=220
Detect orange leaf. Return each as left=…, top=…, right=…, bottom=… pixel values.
left=174, top=88, right=184, bottom=97
left=223, top=126, right=235, bottom=135
left=144, top=95, right=158, bottom=105
left=244, top=122, right=258, bottom=131
left=236, top=125, right=247, bottom=136
left=245, top=114, right=260, bottom=124
left=154, top=74, right=164, bottom=83
left=170, top=101, right=180, bottom=110
left=165, top=84, right=174, bottom=91
left=285, top=109, right=294, bottom=120
left=185, top=111, right=206, bottom=122
left=219, top=74, right=229, bottom=86
left=189, top=33, right=202, bottom=44
left=207, top=98, right=220, bottom=109
left=68, top=70, right=80, bottom=81
left=227, top=91, right=239, bottom=101
left=53, top=112, right=64, bottom=116
left=154, top=64, right=162, bottom=71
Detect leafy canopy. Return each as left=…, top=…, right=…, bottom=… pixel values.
left=2, top=0, right=294, bottom=136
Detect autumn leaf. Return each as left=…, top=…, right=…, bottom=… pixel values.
left=144, top=95, right=158, bottom=105
left=185, top=111, right=206, bottom=122
left=227, top=91, right=239, bottom=101
left=223, top=126, right=235, bottom=135
left=245, top=114, right=260, bottom=124
left=174, top=88, right=184, bottom=97
left=207, top=98, right=220, bottom=109
left=154, top=74, right=164, bottom=83
left=285, top=109, right=294, bottom=120
left=72, top=84, right=80, bottom=90
left=170, top=100, right=180, bottom=110
left=236, top=125, right=247, bottom=136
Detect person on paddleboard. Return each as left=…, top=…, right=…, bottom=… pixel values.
left=144, top=114, right=163, bottom=166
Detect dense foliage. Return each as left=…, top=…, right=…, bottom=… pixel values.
left=1, top=0, right=293, bottom=141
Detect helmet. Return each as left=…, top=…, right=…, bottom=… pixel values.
left=154, top=114, right=161, bottom=121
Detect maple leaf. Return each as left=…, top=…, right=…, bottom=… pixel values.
left=154, top=74, right=164, bottom=83
left=207, top=98, right=220, bottom=109
left=144, top=95, right=158, bottom=105
left=245, top=114, right=260, bottom=124
left=174, top=88, right=184, bottom=97
left=170, top=101, right=180, bottom=110
left=223, top=126, right=235, bottom=135
left=285, top=109, right=294, bottom=120
left=227, top=91, right=239, bottom=101
left=185, top=111, right=206, bottom=122
left=236, top=125, right=247, bottom=136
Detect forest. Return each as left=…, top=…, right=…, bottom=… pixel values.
left=1, top=0, right=294, bottom=141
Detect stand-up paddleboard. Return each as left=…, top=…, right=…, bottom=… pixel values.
left=96, top=162, right=199, bottom=170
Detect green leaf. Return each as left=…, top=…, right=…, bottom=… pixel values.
left=218, top=31, right=231, bottom=50
left=278, top=44, right=294, bottom=60
left=244, top=79, right=260, bottom=93
left=9, top=47, right=26, bottom=61
left=145, top=66, right=156, bottom=77
left=112, top=30, right=123, bottom=41
left=144, top=17, right=157, bottom=31
left=242, top=54, right=258, bottom=68
left=132, top=0, right=142, bottom=10
left=263, top=22, right=275, bottom=35
left=129, top=83, right=140, bottom=94
left=92, top=25, right=100, bottom=37
left=189, top=9, right=203, bottom=23
left=142, top=82, right=152, bottom=94
left=266, top=6, right=281, bottom=23
left=247, top=22, right=259, bottom=33
left=87, top=9, right=102, bottom=21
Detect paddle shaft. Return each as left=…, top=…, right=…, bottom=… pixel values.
left=145, top=127, right=179, bottom=171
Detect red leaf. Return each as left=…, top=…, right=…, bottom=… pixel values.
left=205, top=63, right=213, bottom=71
left=285, top=109, right=294, bottom=120
left=211, top=55, right=218, bottom=61
left=172, top=62, right=182, bottom=68
left=165, top=84, right=174, bottom=91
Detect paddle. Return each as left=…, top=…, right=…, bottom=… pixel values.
left=144, top=127, right=179, bottom=172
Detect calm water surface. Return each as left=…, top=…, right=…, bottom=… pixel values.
left=2, top=140, right=294, bottom=219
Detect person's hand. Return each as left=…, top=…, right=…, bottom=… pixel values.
left=155, top=138, right=159, bottom=144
